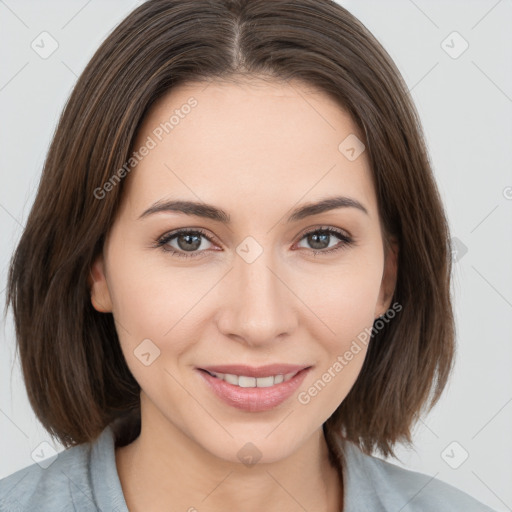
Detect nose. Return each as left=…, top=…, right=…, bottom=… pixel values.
left=215, top=249, right=298, bottom=348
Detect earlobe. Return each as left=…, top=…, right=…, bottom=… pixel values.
left=88, top=254, right=113, bottom=313
left=375, top=238, right=399, bottom=319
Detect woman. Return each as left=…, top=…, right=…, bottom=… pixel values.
left=0, top=0, right=496, bottom=510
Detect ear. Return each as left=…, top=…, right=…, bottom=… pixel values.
left=374, top=237, right=398, bottom=319
left=88, top=253, right=113, bottom=313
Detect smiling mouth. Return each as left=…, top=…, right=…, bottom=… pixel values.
left=196, top=365, right=312, bottom=412
left=200, top=369, right=301, bottom=388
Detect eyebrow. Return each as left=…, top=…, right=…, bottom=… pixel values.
left=138, top=195, right=368, bottom=223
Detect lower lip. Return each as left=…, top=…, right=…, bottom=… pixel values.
left=197, top=368, right=311, bottom=412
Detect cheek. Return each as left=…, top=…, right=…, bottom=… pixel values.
left=106, top=249, right=215, bottom=353
left=294, top=255, right=383, bottom=342
left=291, top=253, right=382, bottom=408
left=105, top=256, right=204, bottom=395
left=295, top=269, right=378, bottom=414
left=110, top=272, right=174, bottom=334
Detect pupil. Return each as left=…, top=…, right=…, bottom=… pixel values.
left=309, top=232, right=329, bottom=250
left=178, top=233, right=201, bottom=251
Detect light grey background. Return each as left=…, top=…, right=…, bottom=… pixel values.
left=1, top=1, right=511, bottom=510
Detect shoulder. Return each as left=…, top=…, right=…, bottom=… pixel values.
left=0, top=426, right=126, bottom=512
left=0, top=441, right=91, bottom=512
left=339, top=440, right=497, bottom=511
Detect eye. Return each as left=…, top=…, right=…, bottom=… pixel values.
left=154, top=228, right=216, bottom=259
left=295, top=226, right=353, bottom=256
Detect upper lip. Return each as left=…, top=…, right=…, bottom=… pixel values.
left=198, top=364, right=311, bottom=378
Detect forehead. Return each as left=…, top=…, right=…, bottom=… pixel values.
left=122, top=79, right=377, bottom=222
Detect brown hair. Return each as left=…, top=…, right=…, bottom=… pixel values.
left=5, top=0, right=455, bottom=459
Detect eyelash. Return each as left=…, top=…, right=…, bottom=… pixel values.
left=154, top=226, right=354, bottom=259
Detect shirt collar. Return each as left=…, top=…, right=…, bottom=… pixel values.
left=88, top=425, right=129, bottom=512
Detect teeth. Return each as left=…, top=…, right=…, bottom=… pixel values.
left=224, top=373, right=238, bottom=385
left=254, top=376, right=274, bottom=387
left=208, top=371, right=299, bottom=387
left=238, top=376, right=256, bottom=387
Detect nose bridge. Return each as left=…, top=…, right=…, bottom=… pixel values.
left=217, top=244, right=297, bottom=345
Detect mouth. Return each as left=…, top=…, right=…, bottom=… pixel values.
left=199, top=369, right=302, bottom=388
left=196, top=364, right=312, bottom=412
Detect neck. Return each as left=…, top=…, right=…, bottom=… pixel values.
left=115, top=396, right=343, bottom=512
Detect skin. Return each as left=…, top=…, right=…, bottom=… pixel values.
left=90, top=78, right=398, bottom=512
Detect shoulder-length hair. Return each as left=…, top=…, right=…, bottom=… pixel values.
left=6, top=0, right=454, bottom=459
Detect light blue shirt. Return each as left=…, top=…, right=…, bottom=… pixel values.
left=0, top=425, right=496, bottom=511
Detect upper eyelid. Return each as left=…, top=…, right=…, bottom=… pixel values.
left=160, top=227, right=217, bottom=244
left=299, top=225, right=351, bottom=238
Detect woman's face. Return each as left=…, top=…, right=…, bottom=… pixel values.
left=90, top=78, right=397, bottom=463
